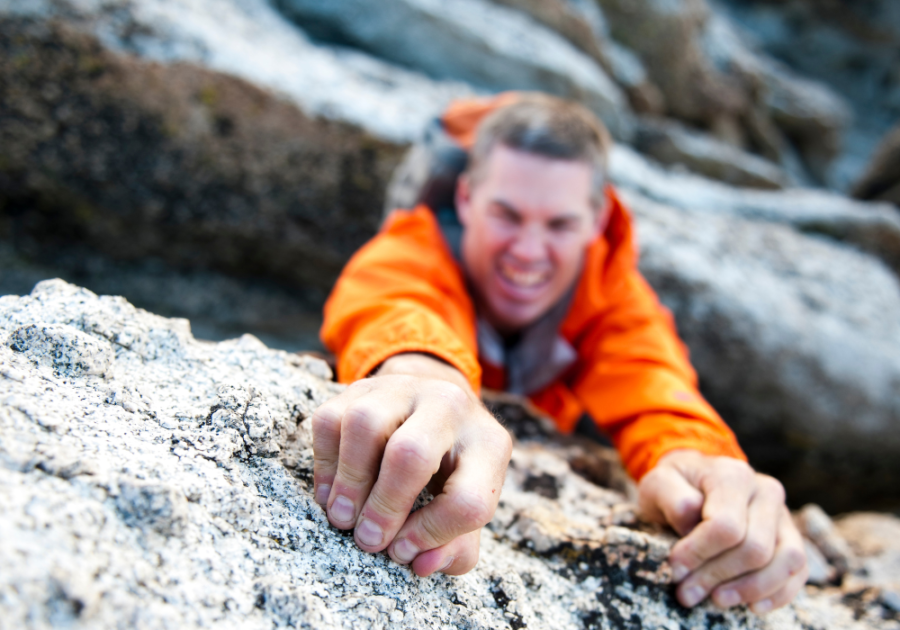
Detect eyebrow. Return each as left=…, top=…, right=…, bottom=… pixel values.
left=490, top=198, right=584, bottom=224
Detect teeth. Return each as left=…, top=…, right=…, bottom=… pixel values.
left=500, top=263, right=549, bottom=288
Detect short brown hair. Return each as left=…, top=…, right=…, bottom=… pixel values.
left=466, top=93, right=611, bottom=206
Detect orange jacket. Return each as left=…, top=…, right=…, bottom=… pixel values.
left=321, top=95, right=746, bottom=481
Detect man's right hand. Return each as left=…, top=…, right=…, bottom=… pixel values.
left=311, top=353, right=513, bottom=577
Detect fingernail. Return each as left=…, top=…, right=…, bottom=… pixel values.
left=315, top=484, right=330, bottom=506
left=330, top=495, right=355, bottom=523
left=393, top=538, right=420, bottom=564
left=671, top=563, right=689, bottom=582
left=717, top=589, right=741, bottom=608
left=439, top=556, right=455, bottom=572
left=682, top=585, right=706, bottom=607
left=752, top=599, right=773, bottom=615
left=355, top=519, right=383, bottom=546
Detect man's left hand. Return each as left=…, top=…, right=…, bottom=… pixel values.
left=638, top=450, right=808, bottom=614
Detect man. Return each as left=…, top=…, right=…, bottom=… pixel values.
left=312, top=93, right=808, bottom=613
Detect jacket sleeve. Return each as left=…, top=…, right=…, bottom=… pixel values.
left=568, top=200, right=746, bottom=481
left=320, top=207, right=482, bottom=392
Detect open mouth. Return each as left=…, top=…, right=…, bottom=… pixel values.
left=498, top=260, right=552, bottom=291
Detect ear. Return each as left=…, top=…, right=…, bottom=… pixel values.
left=455, top=173, right=472, bottom=227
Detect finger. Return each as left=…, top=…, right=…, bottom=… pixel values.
left=677, top=476, right=784, bottom=607
left=638, top=467, right=704, bottom=537
left=412, top=529, right=482, bottom=577
left=326, top=383, right=417, bottom=529
left=386, top=420, right=511, bottom=566
left=669, top=459, right=756, bottom=574
left=311, top=380, right=378, bottom=506
left=711, top=507, right=807, bottom=610
left=750, top=569, right=808, bottom=615
left=350, top=395, right=459, bottom=551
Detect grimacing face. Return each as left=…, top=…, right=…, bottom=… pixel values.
left=456, top=144, right=606, bottom=335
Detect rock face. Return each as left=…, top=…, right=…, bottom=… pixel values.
left=0, top=0, right=474, bottom=144
left=853, top=124, right=900, bottom=207
left=632, top=117, right=790, bottom=189
left=717, top=0, right=900, bottom=190
left=609, top=146, right=900, bottom=279
left=0, top=17, right=404, bottom=295
left=4, top=279, right=900, bottom=630
left=272, top=0, right=633, bottom=140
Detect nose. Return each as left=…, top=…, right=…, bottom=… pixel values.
left=508, top=223, right=547, bottom=263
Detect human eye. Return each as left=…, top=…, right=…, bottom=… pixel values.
left=549, top=218, right=579, bottom=232
left=490, top=204, right=521, bottom=225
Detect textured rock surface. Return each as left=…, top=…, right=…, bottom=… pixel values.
left=633, top=116, right=790, bottom=189
left=626, top=188, right=900, bottom=512
left=853, top=124, right=900, bottom=207
left=0, top=0, right=473, bottom=144
left=717, top=0, right=900, bottom=190
left=4, top=279, right=900, bottom=629
left=0, top=17, right=404, bottom=294
left=610, top=146, right=900, bottom=278
left=272, top=0, right=632, bottom=140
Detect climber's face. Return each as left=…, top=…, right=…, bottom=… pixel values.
left=456, top=144, right=605, bottom=335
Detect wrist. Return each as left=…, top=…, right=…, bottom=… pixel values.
left=376, top=353, right=475, bottom=397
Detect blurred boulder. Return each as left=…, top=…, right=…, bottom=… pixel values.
left=610, top=146, right=900, bottom=278
left=272, top=0, right=633, bottom=139
left=0, top=0, right=474, bottom=144
left=716, top=0, right=900, bottom=191
left=853, top=124, right=900, bottom=207
left=626, top=188, right=900, bottom=512
left=486, top=0, right=665, bottom=114
left=595, top=0, right=748, bottom=131
left=633, top=116, right=790, bottom=189
left=702, top=14, right=853, bottom=185
left=0, top=17, right=404, bottom=294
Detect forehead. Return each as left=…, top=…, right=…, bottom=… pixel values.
left=474, top=145, right=595, bottom=218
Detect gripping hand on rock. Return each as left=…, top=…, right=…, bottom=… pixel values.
left=638, top=450, right=808, bottom=614
left=310, top=353, right=512, bottom=577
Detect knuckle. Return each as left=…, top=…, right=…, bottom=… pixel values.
left=417, top=509, right=447, bottom=546
left=455, top=550, right=480, bottom=575
left=342, top=405, right=384, bottom=438
left=338, top=462, right=376, bottom=488
left=365, top=489, right=406, bottom=518
left=784, top=546, right=808, bottom=575
left=741, top=537, right=774, bottom=570
left=311, top=407, right=340, bottom=435
left=758, top=475, right=786, bottom=502
left=710, top=515, right=745, bottom=548
left=432, top=380, right=471, bottom=414
left=453, top=490, right=493, bottom=529
left=384, top=438, right=432, bottom=475
left=734, top=575, right=766, bottom=602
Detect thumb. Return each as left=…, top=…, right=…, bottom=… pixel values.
left=638, top=466, right=704, bottom=536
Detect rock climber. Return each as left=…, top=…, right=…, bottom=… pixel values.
left=310, top=92, right=808, bottom=613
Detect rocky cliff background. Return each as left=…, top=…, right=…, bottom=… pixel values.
left=1, top=0, right=899, bottom=626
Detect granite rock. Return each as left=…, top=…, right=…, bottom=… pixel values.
left=3, top=279, right=899, bottom=629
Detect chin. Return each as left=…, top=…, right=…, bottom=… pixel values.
left=490, top=301, right=550, bottom=333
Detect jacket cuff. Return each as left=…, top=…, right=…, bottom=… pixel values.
left=340, top=340, right=482, bottom=395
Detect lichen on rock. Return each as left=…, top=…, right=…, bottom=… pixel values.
left=2, top=279, right=899, bottom=629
